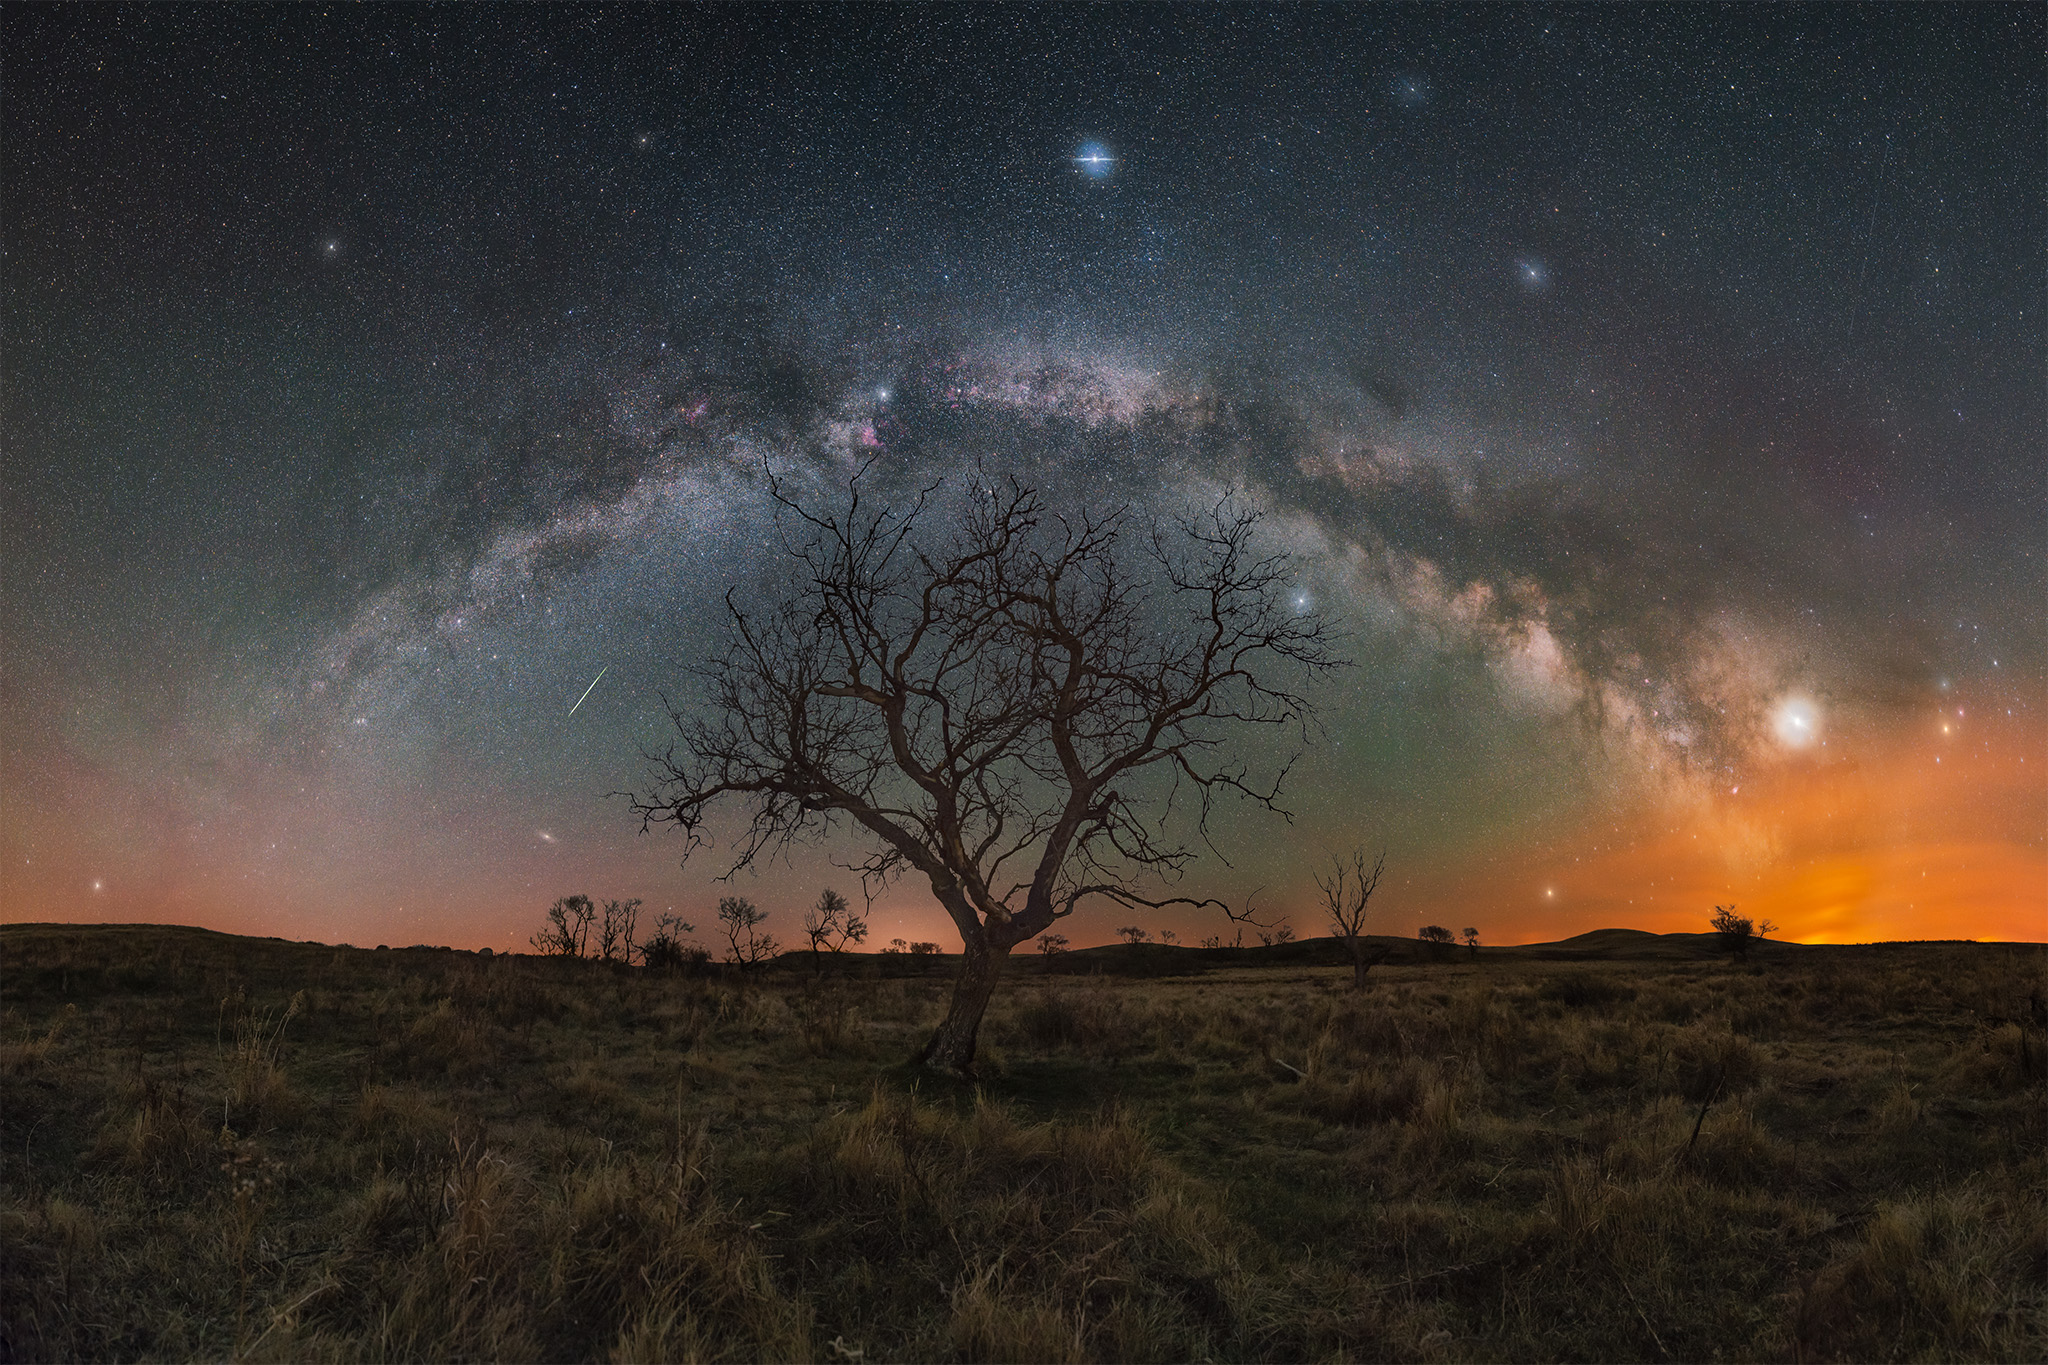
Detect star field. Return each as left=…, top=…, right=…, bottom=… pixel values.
left=2, top=5, right=2041, bottom=949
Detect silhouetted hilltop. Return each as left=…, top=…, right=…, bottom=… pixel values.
left=1507, top=928, right=1778, bottom=960
left=3, top=922, right=2033, bottom=987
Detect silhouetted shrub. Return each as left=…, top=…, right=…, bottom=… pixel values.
left=1710, top=905, right=1775, bottom=961
left=641, top=935, right=709, bottom=973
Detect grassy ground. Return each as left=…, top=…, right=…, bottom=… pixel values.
left=2, top=923, right=2042, bottom=1362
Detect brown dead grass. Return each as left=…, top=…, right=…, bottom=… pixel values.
left=0, top=923, right=2041, bottom=1361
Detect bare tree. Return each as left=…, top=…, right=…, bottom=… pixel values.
left=717, top=896, right=779, bottom=969
left=1315, top=848, right=1389, bottom=989
left=1117, top=926, right=1152, bottom=945
left=1037, top=932, right=1069, bottom=955
left=1710, top=905, right=1776, bottom=962
left=1462, top=926, right=1481, bottom=959
left=530, top=894, right=596, bottom=957
left=628, top=470, right=1339, bottom=1074
left=596, top=898, right=642, bottom=963
left=802, top=888, right=868, bottom=974
left=1418, top=924, right=1457, bottom=961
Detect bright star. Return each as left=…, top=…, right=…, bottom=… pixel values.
left=1516, top=256, right=1550, bottom=291
left=1771, top=695, right=1819, bottom=749
left=1074, top=142, right=1115, bottom=178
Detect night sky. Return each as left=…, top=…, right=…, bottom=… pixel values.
left=5, top=4, right=2042, bottom=952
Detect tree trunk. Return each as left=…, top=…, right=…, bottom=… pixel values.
left=1345, top=936, right=1389, bottom=990
left=918, top=933, right=1007, bottom=1077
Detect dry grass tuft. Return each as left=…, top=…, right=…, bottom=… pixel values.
left=88, top=1076, right=214, bottom=1187
left=1, top=1003, right=75, bottom=1075
left=219, top=988, right=303, bottom=1125
left=773, top=1090, right=1248, bottom=1361
left=1794, top=1183, right=2048, bottom=1362
left=1295, top=1054, right=1467, bottom=1129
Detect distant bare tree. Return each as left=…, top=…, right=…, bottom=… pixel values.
left=1316, top=848, right=1390, bottom=989
left=1158, top=929, right=1178, bottom=946
left=1710, top=905, right=1776, bottom=962
left=802, top=888, right=868, bottom=973
left=627, top=470, right=1340, bottom=1074
left=1117, top=926, right=1151, bottom=945
left=1462, top=926, right=1481, bottom=959
left=530, top=894, right=596, bottom=957
left=1257, top=923, right=1296, bottom=947
left=717, top=896, right=779, bottom=969
left=1037, top=933, right=1069, bottom=955
left=596, top=898, right=642, bottom=963
left=1418, top=924, right=1457, bottom=961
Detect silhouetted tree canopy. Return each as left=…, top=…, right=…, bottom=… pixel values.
left=628, top=468, right=1341, bottom=1073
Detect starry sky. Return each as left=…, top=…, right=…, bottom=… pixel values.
left=4, top=4, right=2042, bottom=952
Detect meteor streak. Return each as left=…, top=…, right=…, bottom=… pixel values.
left=567, top=665, right=608, bottom=717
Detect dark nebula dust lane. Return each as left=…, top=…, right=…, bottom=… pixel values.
left=3, top=5, right=2041, bottom=949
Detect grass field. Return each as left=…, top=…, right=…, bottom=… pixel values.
left=2, top=923, right=2042, bottom=1362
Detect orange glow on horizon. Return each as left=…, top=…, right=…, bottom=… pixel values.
left=1399, top=699, right=2045, bottom=945
left=7, top=691, right=2041, bottom=953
